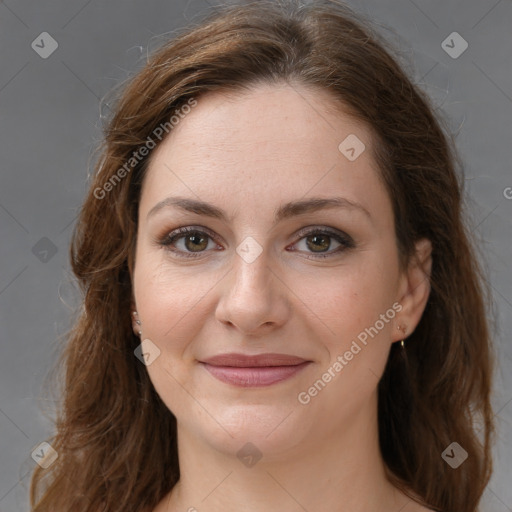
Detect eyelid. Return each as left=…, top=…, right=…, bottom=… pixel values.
left=157, top=224, right=355, bottom=259
left=293, top=225, right=354, bottom=246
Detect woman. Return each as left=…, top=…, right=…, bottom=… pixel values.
left=29, top=1, right=495, bottom=511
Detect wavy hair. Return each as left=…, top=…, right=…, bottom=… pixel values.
left=29, top=1, right=495, bottom=511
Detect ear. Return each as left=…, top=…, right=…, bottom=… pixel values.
left=393, top=238, right=432, bottom=342
left=130, top=299, right=141, bottom=337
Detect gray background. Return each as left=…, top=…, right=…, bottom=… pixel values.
left=0, top=0, right=511, bottom=511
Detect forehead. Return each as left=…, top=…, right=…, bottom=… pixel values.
left=157, top=82, right=371, bottom=156
left=139, top=82, right=392, bottom=230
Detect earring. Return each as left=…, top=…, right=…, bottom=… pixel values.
left=132, top=311, right=142, bottom=337
left=397, top=324, right=407, bottom=348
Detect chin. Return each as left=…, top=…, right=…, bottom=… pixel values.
left=187, top=402, right=310, bottom=458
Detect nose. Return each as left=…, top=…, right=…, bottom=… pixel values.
left=215, top=248, right=290, bottom=335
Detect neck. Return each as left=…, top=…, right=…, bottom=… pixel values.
left=163, top=392, right=410, bottom=512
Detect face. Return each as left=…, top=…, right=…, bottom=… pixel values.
left=131, top=82, right=424, bottom=458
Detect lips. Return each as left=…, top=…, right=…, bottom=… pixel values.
left=200, top=353, right=309, bottom=367
left=199, top=353, right=312, bottom=387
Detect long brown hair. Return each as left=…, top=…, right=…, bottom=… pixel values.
left=29, top=1, right=495, bottom=510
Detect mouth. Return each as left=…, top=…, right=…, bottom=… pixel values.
left=198, top=353, right=312, bottom=387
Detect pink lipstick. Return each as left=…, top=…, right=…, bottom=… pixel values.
left=199, top=353, right=312, bottom=387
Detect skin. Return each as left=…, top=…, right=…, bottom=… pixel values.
left=130, top=82, right=433, bottom=512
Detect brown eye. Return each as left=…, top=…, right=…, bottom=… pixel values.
left=182, top=232, right=209, bottom=252
left=158, top=225, right=355, bottom=260
left=159, top=227, right=219, bottom=259
left=305, top=233, right=331, bottom=253
left=291, top=227, right=355, bottom=259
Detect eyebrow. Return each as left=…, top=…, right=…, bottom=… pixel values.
left=147, top=195, right=371, bottom=223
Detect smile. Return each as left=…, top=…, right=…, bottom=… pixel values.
left=198, top=353, right=313, bottom=387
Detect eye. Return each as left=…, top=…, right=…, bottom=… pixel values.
left=158, top=226, right=221, bottom=259
left=157, top=225, right=355, bottom=259
left=289, top=227, right=355, bottom=259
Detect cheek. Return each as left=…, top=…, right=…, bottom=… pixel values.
left=134, top=241, right=399, bottom=410
left=299, top=287, right=396, bottom=419
left=311, top=260, right=397, bottom=336
left=135, top=245, right=398, bottom=353
left=135, top=263, right=212, bottom=346
left=133, top=262, right=215, bottom=414
left=308, top=260, right=398, bottom=389
left=132, top=252, right=227, bottom=403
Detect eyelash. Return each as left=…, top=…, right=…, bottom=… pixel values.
left=157, top=225, right=355, bottom=260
